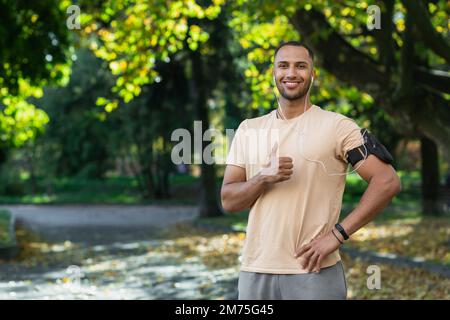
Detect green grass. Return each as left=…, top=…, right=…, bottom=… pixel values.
left=0, top=210, right=13, bottom=246
left=0, top=174, right=200, bottom=205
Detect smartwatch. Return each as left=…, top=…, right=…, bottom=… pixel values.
left=335, top=223, right=349, bottom=241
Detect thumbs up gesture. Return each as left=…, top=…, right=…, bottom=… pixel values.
left=260, top=142, right=293, bottom=183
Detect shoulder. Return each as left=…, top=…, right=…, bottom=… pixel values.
left=315, top=105, right=359, bottom=128
left=314, top=105, right=350, bottom=122
left=243, top=111, right=274, bottom=129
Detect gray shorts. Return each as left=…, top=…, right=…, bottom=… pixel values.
left=238, top=260, right=347, bottom=300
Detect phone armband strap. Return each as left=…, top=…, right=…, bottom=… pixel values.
left=346, top=129, right=394, bottom=167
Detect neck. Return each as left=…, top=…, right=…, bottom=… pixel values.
left=278, top=95, right=312, bottom=119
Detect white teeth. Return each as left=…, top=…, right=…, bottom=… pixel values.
left=284, top=81, right=299, bottom=87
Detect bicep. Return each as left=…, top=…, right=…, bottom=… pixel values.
left=355, top=154, right=397, bottom=183
left=222, top=164, right=246, bottom=186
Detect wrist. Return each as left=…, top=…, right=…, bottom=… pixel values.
left=331, top=229, right=344, bottom=245
left=332, top=227, right=345, bottom=242
left=255, top=173, right=270, bottom=188
left=334, top=223, right=349, bottom=241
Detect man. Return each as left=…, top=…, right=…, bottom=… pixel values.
left=221, top=41, right=401, bottom=300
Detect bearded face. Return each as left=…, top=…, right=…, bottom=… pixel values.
left=273, top=45, right=314, bottom=101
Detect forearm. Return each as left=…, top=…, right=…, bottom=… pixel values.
left=221, top=173, right=268, bottom=213
left=340, top=173, right=401, bottom=236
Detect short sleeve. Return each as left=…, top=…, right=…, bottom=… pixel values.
left=335, top=116, right=364, bottom=164
left=226, top=120, right=247, bottom=168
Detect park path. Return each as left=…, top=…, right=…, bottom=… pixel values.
left=0, top=234, right=239, bottom=300
left=0, top=204, right=239, bottom=300
left=1, top=204, right=199, bottom=228
left=1, top=204, right=200, bottom=242
left=1, top=205, right=449, bottom=299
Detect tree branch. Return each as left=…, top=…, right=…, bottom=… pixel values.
left=414, top=67, right=450, bottom=94
left=372, top=0, right=396, bottom=72
left=289, top=6, right=450, bottom=159
left=402, top=0, right=450, bottom=63
left=289, top=8, right=388, bottom=97
left=413, top=91, right=450, bottom=161
left=396, top=8, right=415, bottom=101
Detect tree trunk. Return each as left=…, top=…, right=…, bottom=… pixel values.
left=153, top=151, right=171, bottom=199
left=28, top=144, right=37, bottom=195
left=190, top=49, right=223, bottom=218
left=420, top=136, right=441, bottom=215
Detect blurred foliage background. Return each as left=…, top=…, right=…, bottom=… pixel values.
left=0, top=0, right=449, bottom=299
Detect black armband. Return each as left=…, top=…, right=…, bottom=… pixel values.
left=346, top=129, right=394, bottom=167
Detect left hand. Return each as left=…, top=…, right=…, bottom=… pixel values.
left=294, top=231, right=342, bottom=273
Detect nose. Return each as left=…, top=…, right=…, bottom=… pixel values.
left=286, top=65, right=298, bottom=78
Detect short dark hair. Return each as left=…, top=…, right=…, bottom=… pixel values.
left=273, top=41, right=314, bottom=63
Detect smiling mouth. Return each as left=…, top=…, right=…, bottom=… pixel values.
left=282, top=81, right=302, bottom=89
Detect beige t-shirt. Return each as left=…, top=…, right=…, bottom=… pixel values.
left=226, top=105, right=364, bottom=274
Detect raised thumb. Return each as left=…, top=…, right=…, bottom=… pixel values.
left=270, top=142, right=278, bottom=158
